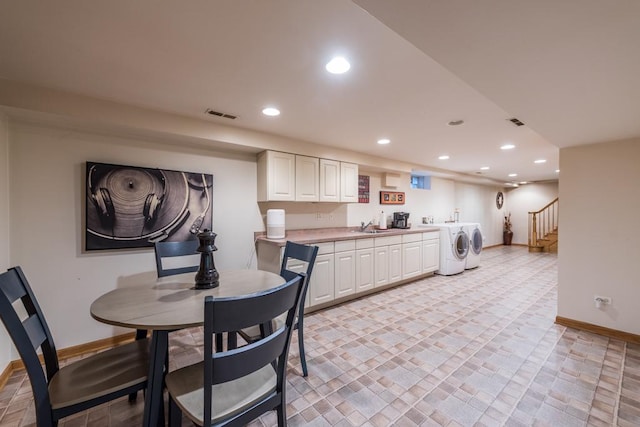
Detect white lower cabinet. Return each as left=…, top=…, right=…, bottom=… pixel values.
left=308, top=254, right=335, bottom=306
left=307, top=242, right=335, bottom=307
left=334, top=240, right=356, bottom=299
left=389, top=244, right=402, bottom=283
left=422, top=232, right=440, bottom=274
left=285, top=256, right=311, bottom=308
left=374, top=235, right=402, bottom=287
left=259, top=231, right=439, bottom=310
left=374, top=245, right=389, bottom=287
left=355, top=238, right=375, bottom=292
left=402, top=233, right=423, bottom=280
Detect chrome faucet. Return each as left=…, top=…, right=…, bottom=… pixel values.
left=360, top=220, right=373, bottom=232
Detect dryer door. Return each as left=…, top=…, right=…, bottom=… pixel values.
left=470, top=228, right=483, bottom=255
left=454, top=230, right=469, bottom=260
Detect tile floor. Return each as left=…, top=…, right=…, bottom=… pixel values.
left=1, top=246, right=639, bottom=426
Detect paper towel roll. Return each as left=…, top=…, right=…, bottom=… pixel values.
left=379, top=211, right=387, bottom=229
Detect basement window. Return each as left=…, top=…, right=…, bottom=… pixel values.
left=410, top=175, right=431, bottom=190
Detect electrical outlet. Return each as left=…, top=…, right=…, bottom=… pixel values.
left=594, top=295, right=612, bottom=305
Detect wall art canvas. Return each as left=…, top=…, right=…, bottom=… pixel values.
left=358, top=175, right=370, bottom=203
left=86, top=161, right=213, bottom=250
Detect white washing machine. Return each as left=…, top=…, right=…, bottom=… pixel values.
left=433, top=223, right=469, bottom=275
left=462, top=222, right=483, bottom=269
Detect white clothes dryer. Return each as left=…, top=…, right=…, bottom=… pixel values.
left=462, top=222, right=483, bottom=269
left=433, top=223, right=469, bottom=275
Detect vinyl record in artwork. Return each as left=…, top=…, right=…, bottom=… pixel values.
left=85, top=162, right=213, bottom=250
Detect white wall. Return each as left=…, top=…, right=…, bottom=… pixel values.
left=454, top=182, right=506, bottom=246
left=346, top=172, right=459, bottom=230
left=348, top=174, right=504, bottom=246
left=504, top=182, right=559, bottom=245
left=7, top=122, right=263, bottom=349
left=558, top=139, right=640, bottom=335
left=0, top=113, right=11, bottom=371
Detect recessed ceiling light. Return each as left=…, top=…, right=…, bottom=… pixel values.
left=534, top=159, right=547, bottom=164
left=447, top=120, right=464, bottom=126
left=262, top=107, right=280, bottom=117
left=508, top=173, right=518, bottom=177
left=438, top=155, right=450, bottom=160
left=519, top=181, right=528, bottom=184
left=556, top=169, right=560, bottom=173
left=480, top=166, right=490, bottom=170
left=501, top=144, right=515, bottom=150
left=377, top=138, right=390, bottom=145
left=325, top=56, right=350, bottom=74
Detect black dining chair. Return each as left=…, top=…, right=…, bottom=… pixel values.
left=165, top=272, right=304, bottom=426
left=133, top=239, right=201, bottom=342
left=0, top=266, right=149, bottom=427
left=152, top=239, right=237, bottom=351
left=239, top=241, right=318, bottom=376
left=140, top=239, right=200, bottom=340
left=154, top=239, right=200, bottom=277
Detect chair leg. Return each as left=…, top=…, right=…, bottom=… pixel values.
left=168, top=396, right=182, bottom=427
left=297, top=321, right=308, bottom=377
left=277, top=403, right=287, bottom=427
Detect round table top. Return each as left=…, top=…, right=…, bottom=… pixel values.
left=90, top=269, right=285, bottom=330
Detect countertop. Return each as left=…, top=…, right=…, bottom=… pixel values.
left=255, top=225, right=441, bottom=246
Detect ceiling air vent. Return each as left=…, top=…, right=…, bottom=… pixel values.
left=205, top=109, right=237, bottom=120
left=508, top=117, right=525, bottom=127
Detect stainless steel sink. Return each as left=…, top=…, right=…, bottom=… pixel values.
left=362, top=229, right=392, bottom=234
left=350, top=228, right=393, bottom=234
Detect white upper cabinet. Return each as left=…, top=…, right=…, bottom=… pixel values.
left=258, top=150, right=359, bottom=203
left=257, top=151, right=296, bottom=201
left=295, top=155, right=319, bottom=202
left=340, top=162, right=358, bottom=203
left=319, top=159, right=340, bottom=202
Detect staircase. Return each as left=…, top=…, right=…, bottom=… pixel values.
left=528, top=197, right=558, bottom=253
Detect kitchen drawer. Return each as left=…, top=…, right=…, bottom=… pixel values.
left=374, top=235, right=402, bottom=247
left=335, top=240, right=356, bottom=252
left=314, top=242, right=335, bottom=255
left=356, top=238, right=374, bottom=249
left=402, top=233, right=422, bottom=244
left=422, top=231, right=439, bottom=241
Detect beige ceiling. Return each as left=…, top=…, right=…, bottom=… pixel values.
left=1, top=1, right=637, bottom=185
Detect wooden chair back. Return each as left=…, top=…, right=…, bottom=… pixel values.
left=280, top=241, right=318, bottom=376
left=0, top=267, right=59, bottom=421
left=154, top=239, right=199, bottom=277
left=0, top=267, right=149, bottom=427
left=203, top=273, right=304, bottom=425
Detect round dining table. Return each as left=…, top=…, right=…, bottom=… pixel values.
left=90, top=269, right=285, bottom=427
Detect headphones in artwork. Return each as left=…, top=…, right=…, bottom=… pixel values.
left=87, top=164, right=166, bottom=230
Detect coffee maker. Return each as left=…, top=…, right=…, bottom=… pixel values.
left=392, top=212, right=410, bottom=229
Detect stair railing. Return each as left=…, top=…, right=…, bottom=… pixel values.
left=528, top=197, right=559, bottom=248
